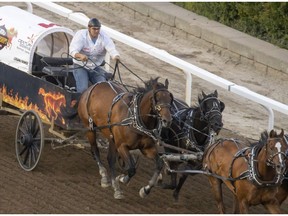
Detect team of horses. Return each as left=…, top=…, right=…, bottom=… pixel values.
left=75, top=67, right=288, bottom=213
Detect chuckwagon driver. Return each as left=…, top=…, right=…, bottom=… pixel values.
left=69, top=17, right=120, bottom=93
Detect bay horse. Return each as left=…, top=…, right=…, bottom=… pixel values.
left=203, top=129, right=288, bottom=213
left=77, top=77, right=174, bottom=199
left=275, top=134, right=288, bottom=206
left=160, top=90, right=225, bottom=200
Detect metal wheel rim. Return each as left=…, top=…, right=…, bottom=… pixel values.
left=15, top=110, right=44, bottom=171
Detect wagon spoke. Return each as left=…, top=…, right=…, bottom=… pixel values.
left=32, top=141, right=40, bottom=155
left=30, top=145, right=37, bottom=164
left=19, top=144, right=28, bottom=156
left=24, top=113, right=32, bottom=132
left=31, top=116, right=37, bottom=136
left=33, top=125, right=40, bottom=138
left=23, top=145, right=30, bottom=165
left=19, top=125, right=27, bottom=135
left=28, top=147, right=32, bottom=168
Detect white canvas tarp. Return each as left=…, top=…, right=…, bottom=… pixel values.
left=0, top=5, right=74, bottom=73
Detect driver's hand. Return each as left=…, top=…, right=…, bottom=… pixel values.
left=114, top=55, right=120, bottom=61
left=76, top=53, right=88, bottom=62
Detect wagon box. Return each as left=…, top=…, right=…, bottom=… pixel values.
left=0, top=5, right=81, bottom=129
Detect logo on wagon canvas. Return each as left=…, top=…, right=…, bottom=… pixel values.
left=38, top=23, right=59, bottom=28
left=0, top=25, right=18, bottom=50
left=0, top=25, right=8, bottom=50
left=17, top=34, right=36, bottom=53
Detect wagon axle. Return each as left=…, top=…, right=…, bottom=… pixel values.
left=20, top=134, right=33, bottom=146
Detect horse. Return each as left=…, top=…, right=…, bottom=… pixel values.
left=275, top=134, right=288, bottom=206
left=202, top=129, right=288, bottom=213
left=77, top=77, right=174, bottom=199
left=160, top=90, right=225, bottom=201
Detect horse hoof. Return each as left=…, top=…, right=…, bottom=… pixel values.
left=114, top=190, right=125, bottom=199
left=156, top=173, right=163, bottom=184
left=139, top=187, right=148, bottom=198
left=116, top=174, right=126, bottom=184
left=101, top=178, right=111, bottom=188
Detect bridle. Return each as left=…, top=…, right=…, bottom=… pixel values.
left=248, top=137, right=288, bottom=186
left=266, top=138, right=288, bottom=169
left=151, top=88, right=173, bottom=115
left=199, top=96, right=222, bottom=125
left=132, top=88, right=173, bottom=141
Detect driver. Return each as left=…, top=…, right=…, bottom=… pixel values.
left=69, top=17, right=120, bottom=93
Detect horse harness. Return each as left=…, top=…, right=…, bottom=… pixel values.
left=206, top=138, right=288, bottom=187
left=85, top=82, right=171, bottom=142
left=173, top=96, right=222, bottom=152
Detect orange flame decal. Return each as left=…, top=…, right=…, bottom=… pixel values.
left=0, top=85, right=49, bottom=122
left=38, top=88, right=66, bottom=125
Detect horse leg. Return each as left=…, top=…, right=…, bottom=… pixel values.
left=173, top=163, right=201, bottom=201
left=238, top=199, right=249, bottom=214
left=232, top=194, right=240, bottom=213
left=87, top=131, right=111, bottom=188
left=160, top=161, right=177, bottom=190
left=116, top=144, right=136, bottom=185
left=106, top=141, right=124, bottom=199
left=139, top=154, right=164, bottom=198
left=173, top=173, right=188, bottom=202
left=207, top=176, right=225, bottom=213
left=263, top=199, right=282, bottom=214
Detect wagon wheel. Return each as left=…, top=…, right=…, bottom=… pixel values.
left=116, top=151, right=140, bottom=172
left=15, top=110, right=44, bottom=171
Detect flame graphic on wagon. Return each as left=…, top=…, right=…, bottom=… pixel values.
left=38, top=88, right=66, bottom=125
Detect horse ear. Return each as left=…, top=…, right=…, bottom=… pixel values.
left=269, top=129, right=276, bottom=138
left=220, top=101, right=225, bottom=112
left=280, top=128, right=284, bottom=137
left=165, top=79, right=169, bottom=89
left=214, top=90, right=218, bottom=97
left=202, top=91, right=207, bottom=98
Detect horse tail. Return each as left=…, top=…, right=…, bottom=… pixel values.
left=60, top=100, right=79, bottom=119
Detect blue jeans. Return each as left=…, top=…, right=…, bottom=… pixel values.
left=73, top=64, right=108, bottom=93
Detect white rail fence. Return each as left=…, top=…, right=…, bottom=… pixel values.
left=30, top=2, right=288, bottom=131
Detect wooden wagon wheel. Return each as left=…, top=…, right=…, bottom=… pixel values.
left=15, top=110, right=44, bottom=171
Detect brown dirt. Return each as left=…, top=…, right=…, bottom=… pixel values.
left=0, top=2, right=288, bottom=214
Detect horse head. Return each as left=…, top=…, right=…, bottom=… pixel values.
left=150, top=78, right=173, bottom=128
left=198, top=90, right=225, bottom=134
left=265, top=129, right=288, bottom=176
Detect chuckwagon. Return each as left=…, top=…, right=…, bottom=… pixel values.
left=0, top=5, right=84, bottom=171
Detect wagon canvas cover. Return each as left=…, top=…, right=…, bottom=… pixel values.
left=0, top=5, right=74, bottom=73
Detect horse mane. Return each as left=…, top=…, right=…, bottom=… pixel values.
left=191, top=91, right=217, bottom=110
left=259, top=130, right=269, bottom=147
left=133, top=77, right=165, bottom=93
left=251, top=130, right=269, bottom=148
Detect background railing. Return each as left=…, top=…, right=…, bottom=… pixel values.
left=30, top=2, right=288, bottom=131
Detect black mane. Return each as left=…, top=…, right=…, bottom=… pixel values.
left=133, top=77, right=165, bottom=93
left=191, top=91, right=217, bottom=110
left=251, top=130, right=269, bottom=148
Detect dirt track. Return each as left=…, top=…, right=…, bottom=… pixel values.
left=2, top=114, right=287, bottom=214
left=1, top=2, right=288, bottom=214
